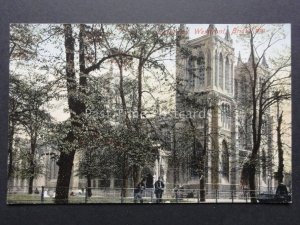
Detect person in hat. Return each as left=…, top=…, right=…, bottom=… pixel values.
left=154, top=177, right=165, bottom=203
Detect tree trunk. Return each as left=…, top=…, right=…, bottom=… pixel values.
left=87, top=174, right=92, bottom=197
left=132, top=63, right=143, bottom=182
left=116, top=60, right=132, bottom=198
left=121, top=173, right=129, bottom=199
left=277, top=111, right=284, bottom=183
left=28, top=153, right=35, bottom=194
left=54, top=150, right=76, bottom=203
left=121, top=152, right=129, bottom=198
left=249, top=157, right=257, bottom=203
left=117, top=61, right=131, bottom=128
left=200, top=107, right=208, bottom=202
left=28, top=175, right=34, bottom=194
left=248, top=31, right=261, bottom=203
left=133, top=165, right=141, bottom=187
left=55, top=147, right=76, bottom=204
left=172, top=130, right=177, bottom=188
left=137, top=62, right=143, bottom=127
left=200, top=177, right=205, bottom=202
left=28, top=137, right=37, bottom=194
left=8, top=119, right=15, bottom=186
left=55, top=24, right=78, bottom=203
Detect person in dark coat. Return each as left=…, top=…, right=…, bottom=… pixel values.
left=154, top=177, right=165, bottom=203
left=134, top=179, right=146, bottom=203
left=34, top=188, right=39, bottom=194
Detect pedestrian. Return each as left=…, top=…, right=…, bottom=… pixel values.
left=154, top=176, right=165, bottom=203
left=174, top=185, right=179, bottom=203
left=34, top=188, right=39, bottom=194
left=134, top=178, right=146, bottom=203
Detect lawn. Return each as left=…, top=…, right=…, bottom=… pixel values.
left=7, top=194, right=197, bottom=204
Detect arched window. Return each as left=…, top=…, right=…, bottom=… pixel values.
left=207, top=50, right=211, bottom=86
left=187, top=56, right=194, bottom=89
left=214, top=50, right=218, bottom=87
left=221, top=103, right=225, bottom=127
left=197, top=52, right=205, bottom=89
left=240, top=76, right=247, bottom=101
left=226, top=104, right=231, bottom=129
left=238, top=126, right=246, bottom=149
left=225, top=56, right=230, bottom=92
left=221, top=140, right=230, bottom=181
left=261, top=149, right=267, bottom=183
left=141, top=167, right=154, bottom=188
left=219, top=53, right=223, bottom=89
left=221, top=103, right=231, bottom=129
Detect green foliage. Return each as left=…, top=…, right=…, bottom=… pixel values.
left=10, top=24, right=42, bottom=60
left=13, top=138, right=44, bottom=180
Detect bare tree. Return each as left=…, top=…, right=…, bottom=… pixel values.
left=237, top=24, right=291, bottom=202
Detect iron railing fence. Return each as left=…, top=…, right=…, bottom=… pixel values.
left=7, top=185, right=282, bottom=204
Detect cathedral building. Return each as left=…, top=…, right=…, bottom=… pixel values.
left=161, top=24, right=274, bottom=192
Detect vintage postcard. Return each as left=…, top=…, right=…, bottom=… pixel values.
left=7, top=24, right=291, bottom=204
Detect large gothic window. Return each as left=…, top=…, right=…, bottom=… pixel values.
left=238, top=126, right=246, bottom=149
left=197, top=52, right=205, bottom=89
left=187, top=57, right=194, bottom=89
left=187, top=53, right=205, bottom=91
left=221, top=103, right=231, bottom=129
left=215, top=50, right=218, bottom=87
left=207, top=50, right=211, bottom=86
left=225, top=56, right=230, bottom=92
left=240, top=76, right=247, bottom=102
left=219, top=53, right=223, bottom=89
left=261, top=149, right=267, bottom=183
left=221, top=140, right=229, bottom=182
left=235, top=79, right=238, bottom=99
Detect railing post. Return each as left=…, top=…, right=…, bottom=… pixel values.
left=246, top=191, right=248, bottom=203
left=41, top=186, right=44, bottom=203
left=231, top=190, right=234, bottom=203
left=215, top=190, right=218, bottom=203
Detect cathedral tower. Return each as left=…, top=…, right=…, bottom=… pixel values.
left=175, top=24, right=237, bottom=191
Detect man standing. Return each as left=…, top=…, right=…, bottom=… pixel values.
left=154, top=177, right=165, bottom=203
left=134, top=179, right=146, bottom=203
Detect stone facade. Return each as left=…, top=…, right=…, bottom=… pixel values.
left=164, top=24, right=274, bottom=192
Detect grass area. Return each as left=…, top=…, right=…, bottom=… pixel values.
left=7, top=194, right=54, bottom=204
left=7, top=194, right=142, bottom=204
left=7, top=194, right=197, bottom=204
